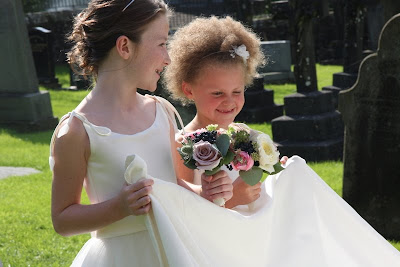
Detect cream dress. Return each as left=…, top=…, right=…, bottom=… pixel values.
left=49, top=96, right=178, bottom=267
left=125, top=155, right=400, bottom=267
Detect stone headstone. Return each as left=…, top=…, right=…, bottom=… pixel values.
left=29, top=26, right=61, bottom=88
left=236, top=77, right=283, bottom=123
left=366, top=1, right=385, bottom=51
left=322, top=1, right=366, bottom=108
left=271, top=0, right=343, bottom=162
left=0, top=0, right=58, bottom=130
left=338, top=14, right=400, bottom=240
left=69, top=67, right=92, bottom=90
left=259, top=40, right=295, bottom=84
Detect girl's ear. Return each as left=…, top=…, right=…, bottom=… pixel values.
left=182, top=81, right=194, bottom=99
left=115, top=35, right=133, bottom=60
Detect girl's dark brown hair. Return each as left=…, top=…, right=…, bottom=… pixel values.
left=67, top=0, right=169, bottom=77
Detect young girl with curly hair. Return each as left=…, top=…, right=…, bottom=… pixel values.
left=49, top=1, right=232, bottom=266
left=162, top=17, right=400, bottom=266
left=159, top=17, right=400, bottom=267
left=164, top=16, right=269, bottom=209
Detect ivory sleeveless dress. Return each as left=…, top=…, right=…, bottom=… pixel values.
left=49, top=97, right=177, bottom=267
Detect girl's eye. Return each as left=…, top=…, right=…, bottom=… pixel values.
left=212, top=92, right=223, bottom=96
left=160, top=43, right=166, bottom=47
left=233, top=91, right=242, bottom=95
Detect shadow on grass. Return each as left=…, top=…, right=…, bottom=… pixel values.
left=0, top=126, right=53, bottom=146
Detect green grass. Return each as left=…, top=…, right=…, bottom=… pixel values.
left=0, top=64, right=398, bottom=266
left=269, top=64, right=343, bottom=105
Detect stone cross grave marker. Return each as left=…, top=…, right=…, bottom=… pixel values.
left=339, top=13, right=400, bottom=240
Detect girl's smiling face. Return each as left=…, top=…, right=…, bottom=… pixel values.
left=183, top=63, right=246, bottom=129
left=133, top=14, right=171, bottom=92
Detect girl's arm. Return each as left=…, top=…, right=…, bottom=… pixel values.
left=170, top=129, right=201, bottom=193
left=51, top=118, right=152, bottom=236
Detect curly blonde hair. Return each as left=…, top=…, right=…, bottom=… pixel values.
left=163, top=16, right=265, bottom=105
left=67, top=0, right=169, bottom=77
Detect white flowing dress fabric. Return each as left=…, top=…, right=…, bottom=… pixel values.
left=125, top=155, right=400, bottom=267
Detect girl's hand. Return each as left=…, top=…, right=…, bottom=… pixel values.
left=200, top=170, right=233, bottom=203
left=119, top=178, right=154, bottom=216
left=280, top=156, right=289, bottom=165
left=225, top=178, right=261, bottom=208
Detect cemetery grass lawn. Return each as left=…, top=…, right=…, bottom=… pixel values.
left=270, top=64, right=343, bottom=105
left=0, top=65, right=398, bottom=266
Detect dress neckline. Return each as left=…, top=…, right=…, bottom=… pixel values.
left=72, top=102, right=160, bottom=137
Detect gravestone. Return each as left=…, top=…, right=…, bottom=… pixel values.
left=69, top=67, right=92, bottom=90
left=338, top=14, right=400, bottom=240
left=365, top=1, right=385, bottom=51
left=236, top=77, right=283, bottom=123
left=271, top=0, right=343, bottom=162
left=29, top=26, right=61, bottom=88
left=0, top=0, right=58, bottom=130
left=322, top=0, right=365, bottom=108
left=259, top=40, right=295, bottom=84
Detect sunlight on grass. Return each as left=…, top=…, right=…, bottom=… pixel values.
left=267, top=64, right=342, bottom=105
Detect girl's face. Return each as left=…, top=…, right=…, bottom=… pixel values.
left=184, top=63, right=245, bottom=129
left=133, top=14, right=171, bottom=91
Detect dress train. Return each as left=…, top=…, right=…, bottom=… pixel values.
left=125, top=155, right=400, bottom=267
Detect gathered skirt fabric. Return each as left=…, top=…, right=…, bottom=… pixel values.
left=123, top=155, right=400, bottom=267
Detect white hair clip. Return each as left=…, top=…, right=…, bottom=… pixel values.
left=122, top=0, right=135, bottom=12
left=229, top=44, right=250, bottom=62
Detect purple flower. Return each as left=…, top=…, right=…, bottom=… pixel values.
left=192, top=141, right=222, bottom=171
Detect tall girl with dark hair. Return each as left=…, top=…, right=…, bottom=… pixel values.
left=49, top=1, right=232, bottom=265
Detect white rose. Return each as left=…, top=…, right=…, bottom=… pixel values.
left=256, top=133, right=280, bottom=173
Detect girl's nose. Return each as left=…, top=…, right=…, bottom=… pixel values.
left=222, top=95, right=233, bottom=106
left=164, top=51, right=171, bottom=66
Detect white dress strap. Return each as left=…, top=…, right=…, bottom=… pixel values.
left=145, top=95, right=186, bottom=135
left=48, top=111, right=112, bottom=171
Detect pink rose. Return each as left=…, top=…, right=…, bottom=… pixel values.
left=232, top=151, right=254, bottom=171
left=192, top=141, right=222, bottom=171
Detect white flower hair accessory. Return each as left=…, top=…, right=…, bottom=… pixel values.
left=229, top=44, right=250, bottom=62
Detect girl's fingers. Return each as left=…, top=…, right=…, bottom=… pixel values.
left=280, top=156, right=289, bottom=165
left=133, top=203, right=151, bottom=215
left=201, top=173, right=213, bottom=183
left=209, top=190, right=233, bottom=201
left=210, top=170, right=228, bottom=181
left=206, top=184, right=233, bottom=197
left=201, top=170, right=228, bottom=183
left=129, top=178, right=154, bottom=192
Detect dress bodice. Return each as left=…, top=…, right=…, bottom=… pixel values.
left=50, top=98, right=177, bottom=238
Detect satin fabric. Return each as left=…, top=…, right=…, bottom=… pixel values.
left=125, top=155, right=400, bottom=267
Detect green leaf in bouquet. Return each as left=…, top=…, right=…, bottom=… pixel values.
left=221, top=150, right=235, bottom=165
left=183, top=159, right=197, bottom=170
left=272, top=162, right=285, bottom=174
left=240, top=167, right=263, bottom=186
left=205, top=166, right=221, bottom=176
left=274, top=162, right=285, bottom=173
left=180, top=145, right=193, bottom=156
left=216, top=134, right=230, bottom=157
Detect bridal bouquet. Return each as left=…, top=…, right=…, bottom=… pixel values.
left=177, top=123, right=283, bottom=188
